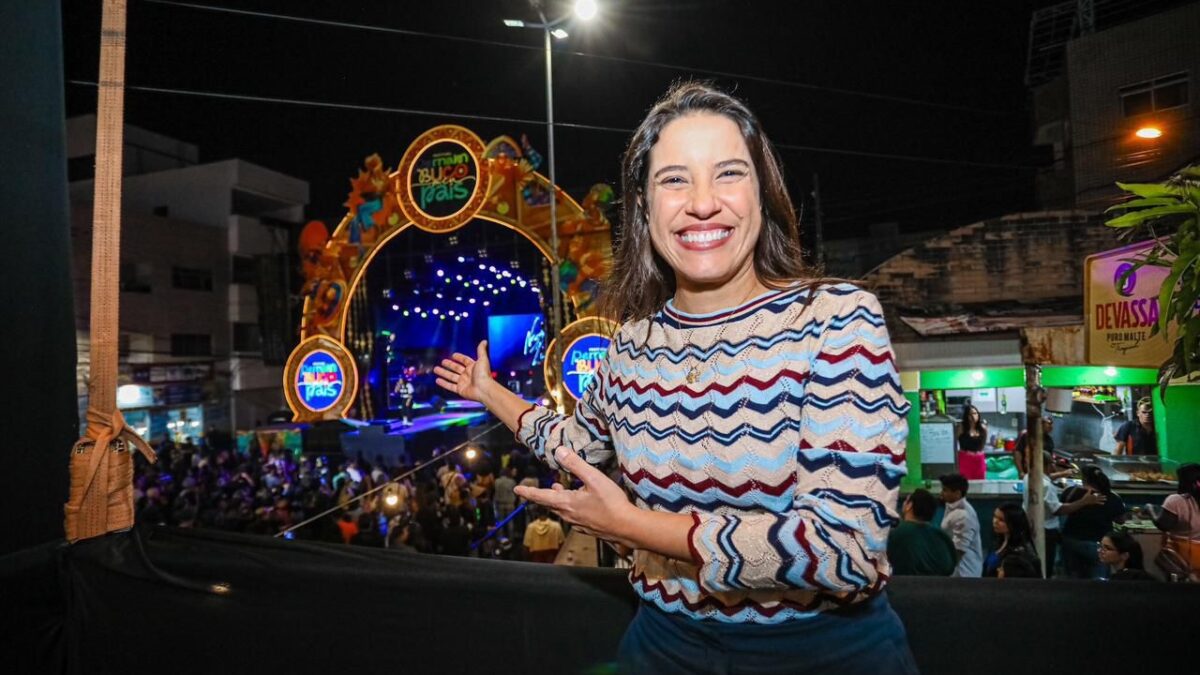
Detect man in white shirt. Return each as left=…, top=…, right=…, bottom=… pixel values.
left=1024, top=452, right=1065, bottom=577
left=939, top=473, right=983, bottom=577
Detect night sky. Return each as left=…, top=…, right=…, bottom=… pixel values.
left=63, top=0, right=1045, bottom=245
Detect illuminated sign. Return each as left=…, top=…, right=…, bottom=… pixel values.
left=296, top=350, right=344, bottom=412
left=411, top=142, right=477, bottom=217
left=1085, top=240, right=1177, bottom=367
left=396, top=125, right=490, bottom=233
left=560, top=333, right=610, bottom=401
left=283, top=336, right=358, bottom=421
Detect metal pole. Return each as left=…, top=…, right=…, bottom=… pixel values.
left=543, top=22, right=564, bottom=409
left=1025, top=363, right=1047, bottom=575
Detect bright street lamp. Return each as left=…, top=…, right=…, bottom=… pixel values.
left=1135, top=126, right=1163, bottom=139
left=502, top=0, right=598, bottom=410
left=575, top=0, right=599, bottom=21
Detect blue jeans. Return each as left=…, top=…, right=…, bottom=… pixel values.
left=617, top=593, right=919, bottom=675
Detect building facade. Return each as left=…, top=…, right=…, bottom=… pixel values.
left=1028, top=0, right=1200, bottom=209
left=69, top=115, right=308, bottom=441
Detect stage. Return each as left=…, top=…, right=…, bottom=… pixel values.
left=338, top=399, right=514, bottom=463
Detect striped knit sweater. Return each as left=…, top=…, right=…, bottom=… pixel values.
left=516, top=283, right=909, bottom=624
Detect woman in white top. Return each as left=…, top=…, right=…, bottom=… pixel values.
left=1156, top=463, right=1200, bottom=539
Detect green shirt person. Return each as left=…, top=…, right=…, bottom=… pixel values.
left=888, top=488, right=957, bottom=576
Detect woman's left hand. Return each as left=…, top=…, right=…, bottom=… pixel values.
left=515, top=447, right=639, bottom=549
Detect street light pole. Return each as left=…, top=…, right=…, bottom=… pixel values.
left=505, top=0, right=597, bottom=410
left=537, top=6, right=565, bottom=410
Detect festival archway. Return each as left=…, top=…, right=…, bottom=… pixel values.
left=285, top=125, right=616, bottom=422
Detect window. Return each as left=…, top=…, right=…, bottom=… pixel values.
left=171, top=266, right=213, bottom=291
left=120, top=262, right=152, bottom=293
left=170, top=334, right=212, bottom=357
left=1120, top=73, right=1189, bottom=117
left=232, top=255, right=258, bottom=285
left=232, top=322, right=262, bottom=353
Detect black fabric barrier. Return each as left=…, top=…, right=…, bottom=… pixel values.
left=3, top=526, right=1195, bottom=674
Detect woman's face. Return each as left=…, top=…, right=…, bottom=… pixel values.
left=646, top=113, right=763, bottom=291
left=1098, top=536, right=1123, bottom=567
left=969, top=408, right=980, bottom=424
left=992, top=509, right=1008, bottom=536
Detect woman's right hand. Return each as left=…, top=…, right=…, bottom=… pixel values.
left=434, top=340, right=495, bottom=404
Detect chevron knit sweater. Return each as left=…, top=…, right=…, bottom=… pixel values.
left=516, top=283, right=909, bottom=624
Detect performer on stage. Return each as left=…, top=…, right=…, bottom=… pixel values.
left=393, top=373, right=415, bottom=427
left=435, top=81, right=917, bottom=674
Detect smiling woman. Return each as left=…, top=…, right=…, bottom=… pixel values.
left=435, top=82, right=917, bottom=675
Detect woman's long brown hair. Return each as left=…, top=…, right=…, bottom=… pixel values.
left=599, top=81, right=839, bottom=331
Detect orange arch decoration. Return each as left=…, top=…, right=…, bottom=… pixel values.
left=286, top=125, right=615, bottom=422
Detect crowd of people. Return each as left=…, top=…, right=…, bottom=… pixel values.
left=887, top=463, right=1200, bottom=581
left=132, top=437, right=572, bottom=563
left=135, top=438, right=1199, bottom=582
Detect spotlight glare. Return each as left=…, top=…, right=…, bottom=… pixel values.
left=391, top=304, right=399, bottom=311
left=457, top=256, right=465, bottom=262
left=574, top=0, right=598, bottom=21
left=465, top=448, right=478, bottom=460
left=436, top=270, right=444, bottom=277
left=1135, top=126, right=1163, bottom=139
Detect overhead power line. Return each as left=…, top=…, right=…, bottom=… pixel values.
left=68, top=80, right=1038, bottom=170
left=141, top=0, right=1015, bottom=117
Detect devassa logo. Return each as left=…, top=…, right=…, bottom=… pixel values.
left=1113, top=263, right=1137, bottom=297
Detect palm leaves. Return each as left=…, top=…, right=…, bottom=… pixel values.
left=1104, top=166, right=1200, bottom=398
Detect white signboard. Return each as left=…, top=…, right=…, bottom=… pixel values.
left=920, top=422, right=956, bottom=464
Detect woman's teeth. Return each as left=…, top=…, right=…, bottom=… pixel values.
left=679, top=229, right=730, bottom=243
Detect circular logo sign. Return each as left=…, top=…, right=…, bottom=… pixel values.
left=1114, top=262, right=1137, bottom=297
left=410, top=141, right=478, bottom=218
left=559, top=333, right=611, bottom=401
left=397, top=126, right=491, bottom=233
left=295, top=349, right=345, bottom=412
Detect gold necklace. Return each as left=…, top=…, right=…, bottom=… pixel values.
left=677, top=285, right=761, bottom=384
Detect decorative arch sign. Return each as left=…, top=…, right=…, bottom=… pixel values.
left=283, top=336, right=359, bottom=421
left=544, top=317, right=620, bottom=411
left=396, top=125, right=490, bottom=233
left=289, top=124, right=619, bottom=421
